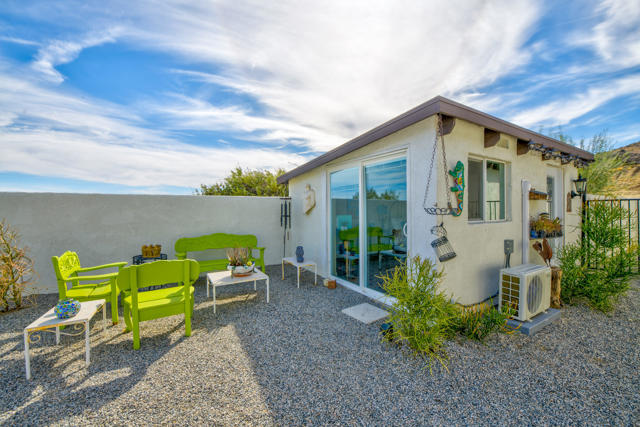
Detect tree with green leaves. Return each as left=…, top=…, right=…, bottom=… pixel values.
left=543, top=128, right=629, bottom=195
left=197, top=167, right=288, bottom=197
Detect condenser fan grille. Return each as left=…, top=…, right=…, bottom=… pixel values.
left=527, top=275, right=543, bottom=313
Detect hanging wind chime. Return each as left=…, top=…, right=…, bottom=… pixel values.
left=423, top=115, right=465, bottom=262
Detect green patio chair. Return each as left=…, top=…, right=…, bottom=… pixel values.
left=116, top=259, right=200, bottom=350
left=52, top=251, right=127, bottom=324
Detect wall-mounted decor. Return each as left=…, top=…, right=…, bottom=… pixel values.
left=303, top=184, right=316, bottom=214
left=448, top=161, right=465, bottom=217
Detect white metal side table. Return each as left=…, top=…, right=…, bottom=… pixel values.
left=23, top=299, right=106, bottom=380
left=281, top=257, right=317, bottom=289
left=206, top=269, right=270, bottom=314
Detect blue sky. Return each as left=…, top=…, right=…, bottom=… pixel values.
left=0, top=0, right=638, bottom=194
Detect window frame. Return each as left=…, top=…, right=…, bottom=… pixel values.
left=467, top=156, right=510, bottom=224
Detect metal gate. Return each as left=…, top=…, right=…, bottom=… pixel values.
left=583, top=198, right=640, bottom=272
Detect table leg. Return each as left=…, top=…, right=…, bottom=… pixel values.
left=24, top=330, right=31, bottom=380
left=266, top=277, right=270, bottom=303
left=85, top=320, right=90, bottom=366
left=281, top=260, right=284, bottom=280
left=297, top=266, right=300, bottom=289
left=314, top=265, right=317, bottom=285
left=254, top=279, right=257, bottom=291
left=213, top=284, right=217, bottom=314
left=55, top=326, right=60, bottom=345
left=206, top=276, right=210, bottom=298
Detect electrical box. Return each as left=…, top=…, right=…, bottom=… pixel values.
left=504, top=239, right=514, bottom=255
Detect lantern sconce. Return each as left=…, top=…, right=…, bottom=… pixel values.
left=571, top=176, right=587, bottom=199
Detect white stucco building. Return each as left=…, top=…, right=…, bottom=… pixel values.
left=278, top=96, right=593, bottom=305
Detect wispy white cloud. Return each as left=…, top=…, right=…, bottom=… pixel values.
left=571, top=0, right=640, bottom=69
left=509, top=74, right=640, bottom=128
left=31, top=29, right=120, bottom=83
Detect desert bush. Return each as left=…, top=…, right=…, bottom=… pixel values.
left=379, top=256, right=457, bottom=371
left=558, top=202, right=634, bottom=312
left=450, top=302, right=515, bottom=341
left=0, top=219, right=36, bottom=312
left=379, top=256, right=516, bottom=371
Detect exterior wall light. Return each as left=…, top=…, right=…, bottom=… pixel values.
left=571, top=176, right=587, bottom=198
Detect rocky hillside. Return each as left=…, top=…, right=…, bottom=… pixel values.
left=611, top=141, right=640, bottom=198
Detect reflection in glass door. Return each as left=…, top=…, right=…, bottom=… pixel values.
left=364, top=158, right=407, bottom=293
left=330, top=167, right=360, bottom=285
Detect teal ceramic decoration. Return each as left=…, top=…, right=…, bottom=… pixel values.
left=55, top=298, right=81, bottom=319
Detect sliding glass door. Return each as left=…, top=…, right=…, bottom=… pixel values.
left=364, top=158, right=407, bottom=293
left=329, top=154, right=407, bottom=295
left=330, top=167, right=360, bottom=285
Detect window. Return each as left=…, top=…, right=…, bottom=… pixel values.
left=468, top=158, right=508, bottom=222
left=546, top=175, right=554, bottom=218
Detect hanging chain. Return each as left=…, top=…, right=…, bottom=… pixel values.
left=423, top=114, right=454, bottom=215
left=440, top=117, right=454, bottom=210
left=422, top=114, right=440, bottom=210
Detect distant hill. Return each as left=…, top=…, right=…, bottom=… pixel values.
left=611, top=142, right=640, bottom=198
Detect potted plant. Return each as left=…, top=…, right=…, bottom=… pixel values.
left=226, top=247, right=254, bottom=277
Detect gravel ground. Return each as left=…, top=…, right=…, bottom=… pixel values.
left=1, top=267, right=638, bottom=426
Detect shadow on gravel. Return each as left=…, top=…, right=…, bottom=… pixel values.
left=0, top=294, right=186, bottom=425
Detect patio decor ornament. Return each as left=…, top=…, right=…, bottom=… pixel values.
left=54, top=298, right=81, bottom=319
left=430, top=224, right=457, bottom=262
left=423, top=114, right=464, bottom=217
left=226, top=247, right=254, bottom=277
left=296, top=245, right=304, bottom=262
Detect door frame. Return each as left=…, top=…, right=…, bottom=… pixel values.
left=325, top=148, right=409, bottom=304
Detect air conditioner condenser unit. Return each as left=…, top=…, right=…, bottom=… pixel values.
left=499, top=264, right=551, bottom=321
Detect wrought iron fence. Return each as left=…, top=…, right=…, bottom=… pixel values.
left=583, top=198, right=640, bottom=272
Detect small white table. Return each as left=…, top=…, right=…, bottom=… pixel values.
left=23, top=299, right=106, bottom=380
left=206, top=269, right=270, bottom=314
left=281, top=257, right=317, bottom=289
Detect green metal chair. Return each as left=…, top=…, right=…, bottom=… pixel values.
left=116, top=260, right=200, bottom=350
left=51, top=251, right=126, bottom=324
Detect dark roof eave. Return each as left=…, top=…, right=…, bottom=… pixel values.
left=278, top=96, right=593, bottom=184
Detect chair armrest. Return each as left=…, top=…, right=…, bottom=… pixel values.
left=77, top=261, right=127, bottom=272
left=175, top=251, right=187, bottom=260
left=66, top=272, right=119, bottom=282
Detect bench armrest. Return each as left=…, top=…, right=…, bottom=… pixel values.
left=77, top=261, right=127, bottom=272
left=66, top=272, right=119, bottom=282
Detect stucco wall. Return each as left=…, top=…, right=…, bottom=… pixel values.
left=436, top=119, right=580, bottom=304
left=288, top=115, right=581, bottom=305
left=289, top=117, right=439, bottom=294
left=0, top=193, right=284, bottom=294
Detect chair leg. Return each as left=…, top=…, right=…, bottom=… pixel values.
left=123, top=305, right=132, bottom=332
left=132, top=322, right=140, bottom=350
left=110, top=291, right=119, bottom=325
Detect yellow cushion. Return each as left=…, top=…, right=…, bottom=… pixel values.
left=123, top=286, right=194, bottom=311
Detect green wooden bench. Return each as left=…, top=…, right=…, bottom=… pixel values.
left=174, top=233, right=266, bottom=273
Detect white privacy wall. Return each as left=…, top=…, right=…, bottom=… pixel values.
left=0, top=193, right=285, bottom=294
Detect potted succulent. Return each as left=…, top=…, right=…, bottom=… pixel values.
left=226, top=247, right=254, bottom=277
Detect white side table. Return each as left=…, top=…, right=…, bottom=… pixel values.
left=282, top=257, right=317, bottom=289
left=23, top=299, right=106, bottom=380
left=206, top=268, right=270, bottom=314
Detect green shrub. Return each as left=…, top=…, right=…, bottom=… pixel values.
left=450, top=302, right=515, bottom=341
left=379, top=256, right=457, bottom=371
left=558, top=202, right=634, bottom=312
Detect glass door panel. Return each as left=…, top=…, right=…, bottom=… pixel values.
left=330, top=167, right=360, bottom=285
left=364, top=158, right=407, bottom=293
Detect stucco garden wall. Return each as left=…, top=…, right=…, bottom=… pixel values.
left=0, top=193, right=284, bottom=294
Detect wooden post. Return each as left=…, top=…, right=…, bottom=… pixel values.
left=550, top=266, right=563, bottom=308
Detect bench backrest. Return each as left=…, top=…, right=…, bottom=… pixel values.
left=174, top=233, right=258, bottom=255
left=117, top=260, right=200, bottom=292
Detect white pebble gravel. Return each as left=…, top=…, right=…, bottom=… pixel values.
left=0, top=267, right=638, bottom=426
